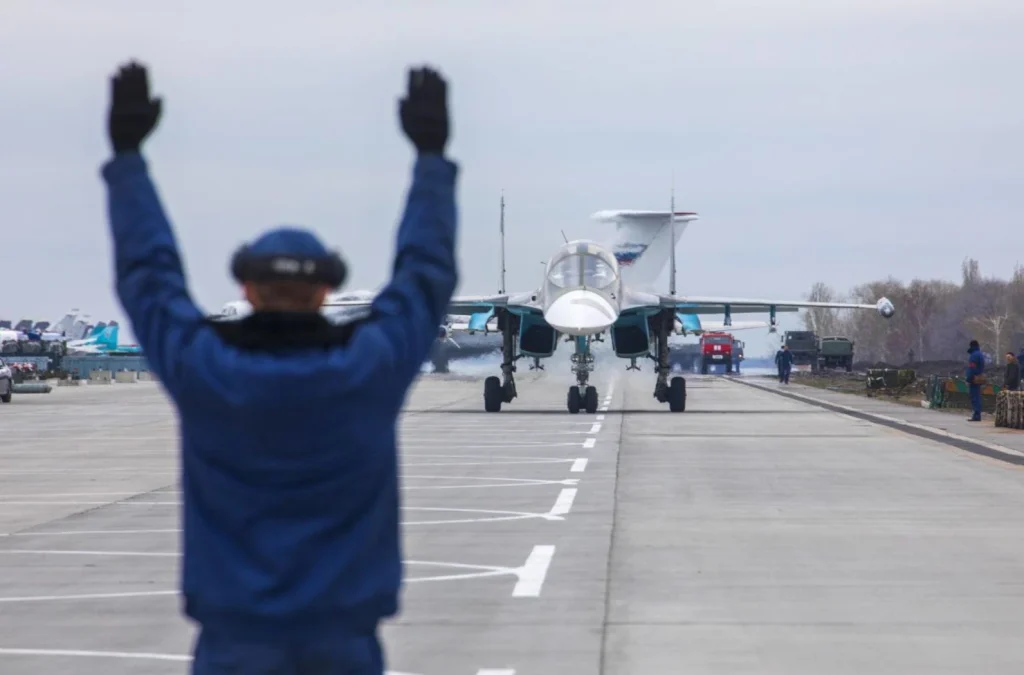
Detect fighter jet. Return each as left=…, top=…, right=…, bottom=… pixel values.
left=328, top=230, right=894, bottom=414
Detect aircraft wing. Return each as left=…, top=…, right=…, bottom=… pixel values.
left=688, top=320, right=770, bottom=334
left=325, top=291, right=540, bottom=314
left=661, top=294, right=896, bottom=317
left=323, top=290, right=543, bottom=332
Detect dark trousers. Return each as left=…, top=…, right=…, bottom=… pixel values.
left=778, top=365, right=791, bottom=383
left=969, top=384, right=982, bottom=420
left=191, top=627, right=384, bottom=675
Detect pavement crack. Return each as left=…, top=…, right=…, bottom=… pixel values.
left=0, top=483, right=179, bottom=538
left=597, top=382, right=625, bottom=675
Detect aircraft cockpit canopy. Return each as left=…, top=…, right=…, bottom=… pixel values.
left=546, top=245, right=619, bottom=291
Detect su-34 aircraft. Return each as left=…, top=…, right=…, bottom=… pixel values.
left=328, top=208, right=895, bottom=414
left=324, top=207, right=895, bottom=413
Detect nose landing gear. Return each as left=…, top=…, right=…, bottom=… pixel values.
left=567, top=335, right=599, bottom=413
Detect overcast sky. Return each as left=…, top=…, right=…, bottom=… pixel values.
left=1, top=1, right=1021, bottom=356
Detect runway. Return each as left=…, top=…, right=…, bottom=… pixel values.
left=2, top=371, right=1024, bottom=673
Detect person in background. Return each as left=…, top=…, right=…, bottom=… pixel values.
left=966, top=339, right=986, bottom=421
left=1005, top=351, right=1021, bottom=391
left=775, top=344, right=794, bottom=384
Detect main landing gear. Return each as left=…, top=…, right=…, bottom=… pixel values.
left=567, top=335, right=598, bottom=414
left=649, top=310, right=686, bottom=412
left=484, top=311, right=519, bottom=412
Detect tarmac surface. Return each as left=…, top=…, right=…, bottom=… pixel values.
left=2, top=369, right=1024, bottom=673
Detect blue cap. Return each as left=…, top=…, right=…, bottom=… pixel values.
left=231, top=226, right=347, bottom=288
left=247, top=226, right=329, bottom=257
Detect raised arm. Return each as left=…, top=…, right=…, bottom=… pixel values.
left=345, top=67, right=459, bottom=383
left=102, top=62, right=206, bottom=396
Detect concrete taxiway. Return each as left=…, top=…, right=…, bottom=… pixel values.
left=2, top=370, right=1024, bottom=673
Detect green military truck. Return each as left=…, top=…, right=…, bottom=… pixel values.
left=817, top=336, right=854, bottom=372
left=783, top=331, right=820, bottom=371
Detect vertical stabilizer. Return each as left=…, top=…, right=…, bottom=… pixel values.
left=669, top=185, right=677, bottom=296
left=591, top=210, right=698, bottom=289
left=49, top=310, right=80, bottom=338
left=96, top=324, right=119, bottom=348
left=499, top=192, right=506, bottom=294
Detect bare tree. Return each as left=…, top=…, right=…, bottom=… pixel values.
left=802, top=282, right=844, bottom=336
left=815, top=261, right=1024, bottom=365
left=963, top=278, right=1015, bottom=365
left=902, top=279, right=957, bottom=361
left=962, top=257, right=980, bottom=286
left=844, top=277, right=906, bottom=363
left=1008, top=264, right=1024, bottom=352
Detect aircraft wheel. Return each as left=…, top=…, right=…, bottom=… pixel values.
left=669, top=376, right=686, bottom=412
left=584, top=386, right=598, bottom=414
left=484, top=376, right=502, bottom=412
left=567, top=386, right=582, bottom=414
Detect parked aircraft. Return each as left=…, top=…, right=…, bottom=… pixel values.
left=66, top=324, right=142, bottom=355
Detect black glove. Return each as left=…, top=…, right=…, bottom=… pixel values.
left=108, top=61, right=162, bottom=154
left=399, top=66, right=449, bottom=155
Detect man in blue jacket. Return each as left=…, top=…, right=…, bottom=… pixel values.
left=101, top=62, right=458, bottom=674
left=966, top=339, right=985, bottom=421
left=775, top=344, right=794, bottom=383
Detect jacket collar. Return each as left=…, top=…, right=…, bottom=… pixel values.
left=207, top=311, right=362, bottom=352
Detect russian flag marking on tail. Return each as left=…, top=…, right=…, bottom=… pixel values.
left=592, top=210, right=698, bottom=288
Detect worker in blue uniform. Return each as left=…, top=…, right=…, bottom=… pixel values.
left=966, top=339, right=985, bottom=421
left=101, top=61, right=458, bottom=674
left=775, top=344, right=793, bottom=383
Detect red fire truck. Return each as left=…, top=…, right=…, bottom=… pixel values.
left=699, top=331, right=736, bottom=374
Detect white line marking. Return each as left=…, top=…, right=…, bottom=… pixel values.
left=404, top=475, right=579, bottom=490
left=478, top=670, right=516, bottom=675
left=2, top=500, right=585, bottom=536
left=0, top=590, right=178, bottom=603
left=589, top=423, right=601, bottom=433
left=404, top=441, right=585, bottom=449
left=583, top=437, right=596, bottom=449
left=512, top=545, right=555, bottom=597
left=0, top=492, right=175, bottom=498
left=0, top=649, right=421, bottom=674
left=548, top=488, right=577, bottom=517
left=405, top=506, right=565, bottom=526
left=598, top=406, right=609, bottom=412
left=1, top=530, right=180, bottom=537
left=0, top=549, right=175, bottom=557
left=0, top=648, right=188, bottom=662
left=596, top=414, right=605, bottom=421
left=0, top=502, right=181, bottom=506
left=403, top=559, right=518, bottom=583
left=570, top=458, right=588, bottom=472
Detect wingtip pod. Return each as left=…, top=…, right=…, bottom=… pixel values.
left=876, top=297, right=895, bottom=319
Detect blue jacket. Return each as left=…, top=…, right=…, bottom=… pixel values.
left=966, top=347, right=985, bottom=384
left=102, top=152, right=458, bottom=638
left=775, top=349, right=793, bottom=367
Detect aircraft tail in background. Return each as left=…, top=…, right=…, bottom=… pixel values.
left=592, top=210, right=698, bottom=289
left=91, top=324, right=119, bottom=348
left=49, top=310, right=83, bottom=338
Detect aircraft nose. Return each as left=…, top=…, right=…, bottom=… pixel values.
left=544, top=290, right=617, bottom=336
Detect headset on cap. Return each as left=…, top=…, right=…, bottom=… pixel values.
left=230, top=244, right=347, bottom=289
